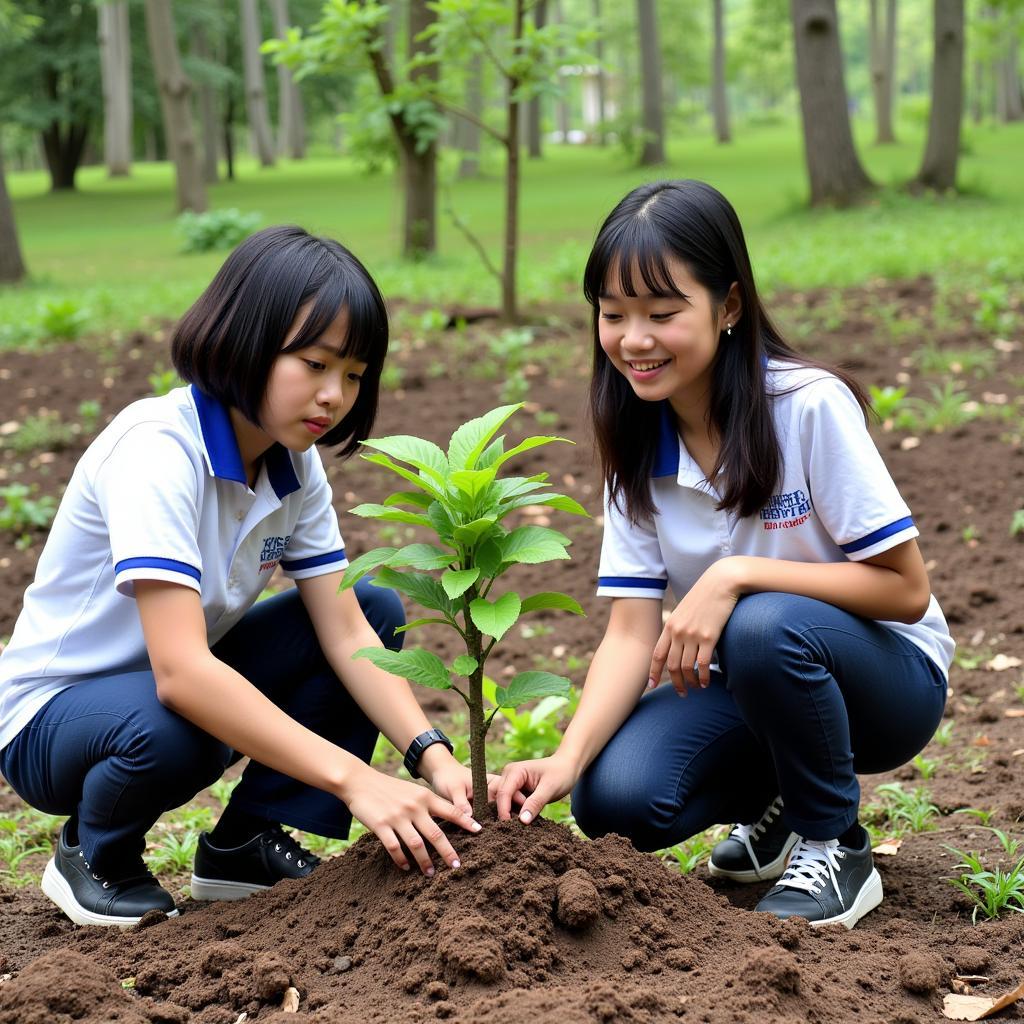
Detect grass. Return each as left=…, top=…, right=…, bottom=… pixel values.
left=3, top=120, right=1024, bottom=345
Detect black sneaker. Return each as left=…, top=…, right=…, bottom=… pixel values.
left=754, top=833, right=883, bottom=929
left=41, top=823, right=178, bottom=927
left=190, top=826, right=320, bottom=901
left=707, top=797, right=799, bottom=882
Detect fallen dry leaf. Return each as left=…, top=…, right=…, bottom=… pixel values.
left=956, top=977, right=991, bottom=985
left=942, top=980, right=1024, bottom=1020
left=973, top=735, right=992, bottom=747
left=873, top=839, right=902, bottom=856
left=1005, top=709, right=1024, bottom=719
left=281, top=987, right=300, bottom=1013
left=1012, top=749, right=1024, bottom=757
left=985, top=654, right=1022, bottom=672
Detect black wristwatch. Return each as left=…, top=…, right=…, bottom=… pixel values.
left=403, top=728, right=454, bottom=779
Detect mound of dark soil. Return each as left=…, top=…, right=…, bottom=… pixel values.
left=4, top=816, right=1021, bottom=1023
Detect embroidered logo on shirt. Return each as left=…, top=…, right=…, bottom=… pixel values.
left=760, top=489, right=812, bottom=531
left=259, top=534, right=291, bottom=573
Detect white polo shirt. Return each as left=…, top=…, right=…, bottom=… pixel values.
left=597, top=362, right=954, bottom=675
left=0, top=385, right=348, bottom=750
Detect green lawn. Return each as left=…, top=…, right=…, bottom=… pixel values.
left=2, top=118, right=1023, bottom=345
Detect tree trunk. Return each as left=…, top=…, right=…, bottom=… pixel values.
left=193, top=24, right=221, bottom=183
left=456, top=54, right=483, bottom=178
left=1004, top=36, right=1023, bottom=122
left=869, top=0, right=897, bottom=143
left=554, top=0, right=570, bottom=142
left=269, top=0, right=307, bottom=157
left=402, top=0, right=438, bottom=258
left=527, top=0, right=547, bottom=158
left=592, top=0, right=607, bottom=144
left=636, top=0, right=665, bottom=164
left=914, top=0, right=964, bottom=191
left=503, top=0, right=525, bottom=322
left=711, top=0, right=730, bottom=143
left=971, top=57, right=984, bottom=123
left=0, top=141, right=27, bottom=284
left=790, top=0, right=873, bottom=205
left=98, top=0, right=133, bottom=176
left=144, top=0, right=208, bottom=212
left=40, top=67, right=89, bottom=191
left=239, top=0, right=276, bottom=167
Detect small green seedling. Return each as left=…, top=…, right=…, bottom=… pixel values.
left=869, top=384, right=908, bottom=421
left=912, top=753, right=941, bottom=780
left=38, top=298, right=91, bottom=341
left=2, top=412, right=76, bottom=454
left=1010, top=510, right=1024, bottom=538
left=0, top=484, right=58, bottom=540
left=874, top=782, right=940, bottom=834
left=340, top=403, right=589, bottom=815
left=933, top=720, right=955, bottom=747
left=944, top=845, right=1024, bottom=923
left=662, top=829, right=719, bottom=875
left=148, top=368, right=184, bottom=398
left=482, top=675, right=576, bottom=762
left=954, top=807, right=995, bottom=827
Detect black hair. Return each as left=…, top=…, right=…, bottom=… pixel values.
left=171, top=225, right=389, bottom=457
left=583, top=179, right=868, bottom=522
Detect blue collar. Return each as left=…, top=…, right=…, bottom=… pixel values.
left=651, top=402, right=680, bottom=478
left=190, top=385, right=301, bottom=499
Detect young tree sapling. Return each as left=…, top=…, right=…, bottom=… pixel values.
left=339, top=403, right=588, bottom=816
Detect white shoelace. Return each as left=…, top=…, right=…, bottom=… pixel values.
left=729, top=796, right=784, bottom=868
left=775, top=837, right=847, bottom=905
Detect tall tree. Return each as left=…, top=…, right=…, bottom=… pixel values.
left=914, top=0, right=965, bottom=191
left=869, top=0, right=897, bottom=143
left=269, top=0, right=307, bottom=157
left=98, top=0, right=133, bottom=176
left=240, top=0, right=276, bottom=166
left=592, top=0, right=607, bottom=144
left=791, top=0, right=873, bottom=205
left=0, top=139, right=27, bottom=284
left=636, top=0, right=665, bottom=164
left=526, top=0, right=547, bottom=158
left=192, top=21, right=221, bottom=183
left=455, top=53, right=483, bottom=178
left=144, top=0, right=207, bottom=211
left=711, top=0, right=730, bottom=143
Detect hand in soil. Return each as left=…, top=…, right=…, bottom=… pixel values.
left=422, top=755, right=474, bottom=817
left=495, top=753, right=580, bottom=824
left=343, top=765, right=482, bottom=875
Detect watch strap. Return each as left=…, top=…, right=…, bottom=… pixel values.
left=403, top=728, right=454, bottom=779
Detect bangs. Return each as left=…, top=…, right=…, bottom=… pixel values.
left=583, top=216, right=688, bottom=305
left=282, top=252, right=389, bottom=368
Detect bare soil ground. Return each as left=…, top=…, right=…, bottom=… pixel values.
left=2, top=279, right=1024, bottom=1022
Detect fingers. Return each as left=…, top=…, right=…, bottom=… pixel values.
left=496, top=766, right=526, bottom=821
left=517, top=778, right=556, bottom=825
left=648, top=633, right=668, bottom=690
left=396, top=822, right=437, bottom=876
left=428, top=793, right=483, bottom=836
left=376, top=826, right=412, bottom=873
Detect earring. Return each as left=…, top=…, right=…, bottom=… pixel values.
left=726, top=324, right=732, bottom=337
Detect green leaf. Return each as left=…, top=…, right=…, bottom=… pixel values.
left=427, top=501, right=456, bottom=544
left=349, top=503, right=432, bottom=527
left=447, top=404, right=523, bottom=471
left=361, top=435, right=449, bottom=484
left=448, top=467, right=497, bottom=500
left=503, top=493, right=590, bottom=517
left=352, top=647, right=452, bottom=690
left=520, top=592, right=585, bottom=616
left=339, top=547, right=399, bottom=590
left=490, top=435, right=572, bottom=470
left=452, top=654, right=479, bottom=676
left=498, top=526, right=571, bottom=565
left=361, top=453, right=444, bottom=499
left=390, top=543, right=453, bottom=570
left=474, top=538, right=504, bottom=577
left=384, top=490, right=434, bottom=510
left=478, top=435, right=506, bottom=469
left=495, top=670, right=572, bottom=708
left=442, top=567, right=480, bottom=599
left=373, top=567, right=455, bottom=615
left=453, top=516, right=499, bottom=546
left=394, top=617, right=453, bottom=634
left=469, top=592, right=521, bottom=641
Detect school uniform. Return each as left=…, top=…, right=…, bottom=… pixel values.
left=572, top=363, right=953, bottom=850
left=0, top=385, right=403, bottom=878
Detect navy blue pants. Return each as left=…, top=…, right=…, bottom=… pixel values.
left=1, top=580, right=404, bottom=878
left=571, top=593, right=947, bottom=851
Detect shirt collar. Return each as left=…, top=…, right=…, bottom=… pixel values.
left=190, top=384, right=301, bottom=499
left=651, top=402, right=680, bottom=478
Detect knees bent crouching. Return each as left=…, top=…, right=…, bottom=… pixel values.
left=124, top=709, right=232, bottom=795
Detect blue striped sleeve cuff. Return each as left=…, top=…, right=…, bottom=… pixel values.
left=281, top=548, right=347, bottom=572
left=114, top=556, right=201, bottom=582
left=840, top=517, right=916, bottom=555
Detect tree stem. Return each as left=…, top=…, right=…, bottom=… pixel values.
left=466, top=623, right=489, bottom=817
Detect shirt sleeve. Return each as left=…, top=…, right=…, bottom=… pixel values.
left=280, top=448, right=348, bottom=579
left=93, top=423, right=204, bottom=596
left=799, top=376, right=918, bottom=561
left=596, top=484, right=669, bottom=599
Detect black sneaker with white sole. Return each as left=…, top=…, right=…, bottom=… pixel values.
left=190, top=826, right=320, bottom=901
left=707, top=796, right=800, bottom=883
left=754, top=833, right=883, bottom=929
left=41, top=823, right=178, bottom=927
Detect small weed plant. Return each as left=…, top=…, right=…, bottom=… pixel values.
left=905, top=381, right=979, bottom=432
left=869, top=384, right=908, bottom=421
left=945, top=844, right=1024, bottom=923
left=869, top=782, right=940, bottom=836
left=177, top=208, right=261, bottom=253
left=38, top=298, right=91, bottom=341
left=0, top=484, right=58, bottom=540
left=2, top=411, right=76, bottom=454
left=483, top=675, right=577, bottom=762
left=149, top=368, right=184, bottom=397
left=1010, top=510, right=1024, bottom=538
left=340, top=403, right=589, bottom=814
left=912, top=753, right=941, bottom=780
left=933, top=720, right=955, bottom=746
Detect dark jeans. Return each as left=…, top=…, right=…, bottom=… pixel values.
left=571, top=593, right=947, bottom=851
left=1, top=580, right=404, bottom=877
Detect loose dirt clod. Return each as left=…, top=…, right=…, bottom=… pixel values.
left=554, top=868, right=601, bottom=929
left=899, top=950, right=948, bottom=994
